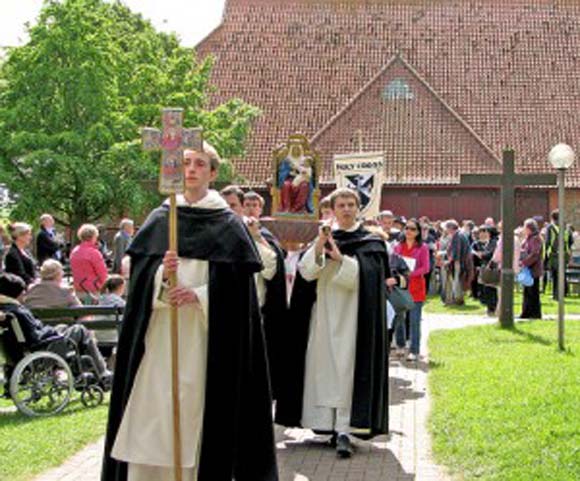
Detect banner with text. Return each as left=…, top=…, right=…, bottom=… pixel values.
left=333, top=152, right=385, bottom=218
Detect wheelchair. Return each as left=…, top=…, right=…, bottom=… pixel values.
left=0, top=311, right=107, bottom=417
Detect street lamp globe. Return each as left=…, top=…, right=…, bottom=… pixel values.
left=548, top=143, right=576, bottom=170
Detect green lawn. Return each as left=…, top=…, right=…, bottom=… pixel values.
left=0, top=396, right=109, bottom=481
left=424, top=290, right=580, bottom=317
left=429, top=321, right=580, bottom=481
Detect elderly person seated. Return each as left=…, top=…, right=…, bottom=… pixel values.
left=0, top=273, right=112, bottom=384
left=70, top=224, right=108, bottom=305
left=24, top=260, right=81, bottom=309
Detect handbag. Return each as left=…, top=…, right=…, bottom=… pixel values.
left=516, top=266, right=534, bottom=287
left=480, top=261, right=500, bottom=286
left=386, top=286, right=416, bottom=313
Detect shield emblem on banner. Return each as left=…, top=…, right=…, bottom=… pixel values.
left=345, top=173, right=375, bottom=211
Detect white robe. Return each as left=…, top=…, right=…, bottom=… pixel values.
left=111, top=191, right=227, bottom=481
left=254, top=240, right=278, bottom=308
left=298, top=235, right=360, bottom=433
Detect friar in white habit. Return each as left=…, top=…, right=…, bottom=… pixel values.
left=275, top=187, right=390, bottom=458
left=101, top=145, right=278, bottom=481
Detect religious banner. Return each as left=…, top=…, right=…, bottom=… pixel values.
left=333, top=152, right=385, bottom=218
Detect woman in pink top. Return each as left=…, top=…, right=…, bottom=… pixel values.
left=394, top=218, right=430, bottom=361
left=70, top=224, right=108, bottom=304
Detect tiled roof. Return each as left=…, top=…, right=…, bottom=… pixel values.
left=197, top=0, right=580, bottom=187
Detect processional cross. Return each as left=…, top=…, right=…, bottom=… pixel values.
left=461, top=149, right=556, bottom=329
left=142, top=108, right=203, bottom=481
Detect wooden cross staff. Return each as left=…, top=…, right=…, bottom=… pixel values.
left=461, top=149, right=556, bottom=329
left=143, top=108, right=202, bottom=481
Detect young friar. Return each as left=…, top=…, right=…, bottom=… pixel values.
left=242, top=191, right=288, bottom=400
left=275, top=188, right=390, bottom=458
left=101, top=144, right=279, bottom=481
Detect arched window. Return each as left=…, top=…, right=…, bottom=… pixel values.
left=383, top=79, right=414, bottom=100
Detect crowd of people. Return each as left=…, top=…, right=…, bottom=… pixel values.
left=375, top=209, right=577, bottom=319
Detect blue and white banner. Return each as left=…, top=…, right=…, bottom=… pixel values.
left=333, top=152, right=384, bottom=218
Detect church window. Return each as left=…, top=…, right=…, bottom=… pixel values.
left=383, top=79, right=414, bottom=100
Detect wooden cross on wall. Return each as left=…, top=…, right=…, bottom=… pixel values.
left=461, top=148, right=557, bottom=329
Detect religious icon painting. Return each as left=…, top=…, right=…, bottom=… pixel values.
left=334, top=152, right=385, bottom=218
left=271, top=133, right=321, bottom=220
left=159, top=150, right=185, bottom=194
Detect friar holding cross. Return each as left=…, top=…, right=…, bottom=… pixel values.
left=101, top=108, right=279, bottom=481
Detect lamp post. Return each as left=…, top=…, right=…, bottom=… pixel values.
left=548, top=143, right=576, bottom=351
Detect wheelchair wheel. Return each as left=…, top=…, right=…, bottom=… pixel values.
left=81, top=385, right=104, bottom=408
left=9, top=351, right=74, bottom=417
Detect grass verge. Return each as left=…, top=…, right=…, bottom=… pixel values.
left=428, top=320, right=580, bottom=480
left=0, top=396, right=108, bottom=481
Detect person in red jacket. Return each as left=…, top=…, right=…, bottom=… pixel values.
left=394, top=218, right=430, bottom=361
left=70, top=224, right=108, bottom=304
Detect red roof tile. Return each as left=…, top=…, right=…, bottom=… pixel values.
left=197, top=0, right=580, bottom=187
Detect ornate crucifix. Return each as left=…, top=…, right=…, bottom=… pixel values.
left=461, top=149, right=556, bottom=329
left=142, top=108, right=202, bottom=481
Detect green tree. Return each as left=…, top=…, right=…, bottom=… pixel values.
left=0, top=0, right=259, bottom=228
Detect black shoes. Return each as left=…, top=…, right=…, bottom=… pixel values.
left=336, top=433, right=353, bottom=459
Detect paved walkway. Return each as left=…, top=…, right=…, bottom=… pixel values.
left=35, top=314, right=496, bottom=481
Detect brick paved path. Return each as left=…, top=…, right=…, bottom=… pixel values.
left=34, top=314, right=495, bottom=481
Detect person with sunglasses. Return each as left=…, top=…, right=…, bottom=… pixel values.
left=394, top=219, right=430, bottom=361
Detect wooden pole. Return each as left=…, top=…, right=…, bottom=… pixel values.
left=169, top=193, right=182, bottom=481
left=500, top=149, right=515, bottom=329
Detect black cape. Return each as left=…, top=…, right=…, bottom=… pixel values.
left=275, top=226, right=390, bottom=437
left=101, top=204, right=279, bottom=481
left=259, top=227, right=288, bottom=400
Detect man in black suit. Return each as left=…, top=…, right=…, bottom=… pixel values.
left=36, top=214, right=62, bottom=265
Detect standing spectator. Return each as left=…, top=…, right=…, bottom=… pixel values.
left=544, top=209, right=573, bottom=299
left=24, top=260, right=81, bottom=309
left=472, top=226, right=498, bottom=316
left=420, top=218, right=438, bottom=295
left=36, top=214, right=62, bottom=265
left=520, top=218, right=544, bottom=319
left=0, top=225, right=6, bottom=272
left=571, top=225, right=580, bottom=265
left=96, top=224, right=112, bottom=268
left=4, top=223, right=37, bottom=286
left=461, top=220, right=475, bottom=239
left=377, top=210, right=395, bottom=238
left=394, top=218, right=430, bottom=361
left=445, top=219, right=472, bottom=305
left=112, top=219, right=134, bottom=274
left=70, top=224, right=108, bottom=304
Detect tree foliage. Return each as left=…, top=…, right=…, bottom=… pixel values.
left=0, top=0, right=260, bottom=227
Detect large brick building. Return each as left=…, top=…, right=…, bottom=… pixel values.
left=197, top=0, right=580, bottom=225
